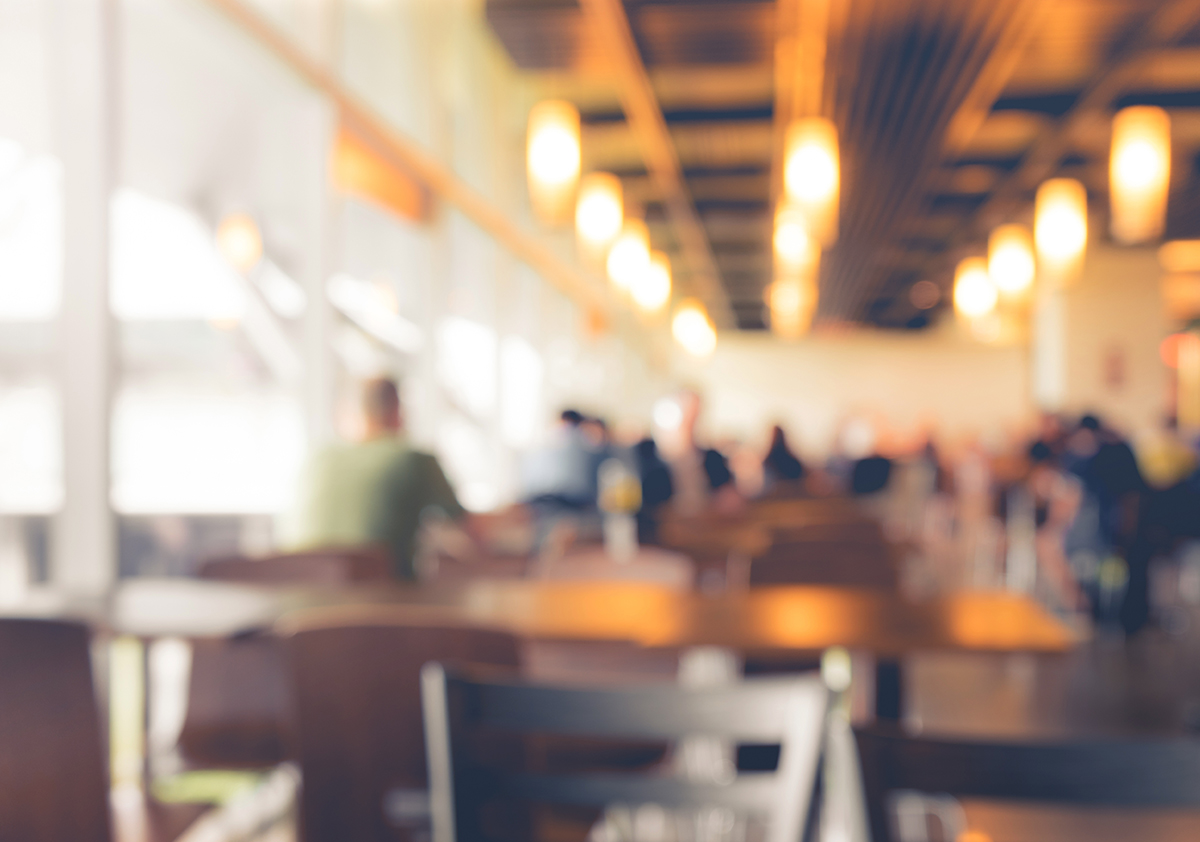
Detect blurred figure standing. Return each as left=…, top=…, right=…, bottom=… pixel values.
left=632, top=436, right=673, bottom=542
left=656, top=390, right=740, bottom=516
left=761, top=424, right=806, bottom=494
left=520, top=409, right=596, bottom=510
left=283, top=377, right=464, bottom=580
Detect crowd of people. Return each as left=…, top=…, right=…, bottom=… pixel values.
left=284, top=377, right=1200, bottom=637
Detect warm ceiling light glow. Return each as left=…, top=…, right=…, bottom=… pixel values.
left=215, top=213, right=263, bottom=273
left=909, top=280, right=940, bottom=310
left=632, top=250, right=672, bottom=312
left=773, top=203, right=817, bottom=271
left=527, top=100, right=580, bottom=225
left=1110, top=106, right=1170, bottom=244
left=1160, top=240, right=1200, bottom=274
left=672, top=298, right=717, bottom=357
left=1035, top=178, right=1087, bottom=283
left=606, top=219, right=650, bottom=293
left=783, top=118, right=839, bottom=245
left=575, top=172, right=623, bottom=257
left=954, top=256, right=997, bottom=318
left=988, top=223, right=1035, bottom=297
left=766, top=275, right=818, bottom=340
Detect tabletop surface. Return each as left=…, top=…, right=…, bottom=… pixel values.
left=77, top=577, right=1083, bottom=655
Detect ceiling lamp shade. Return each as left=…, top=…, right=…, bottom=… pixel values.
left=632, top=250, right=672, bottom=313
left=773, top=203, right=818, bottom=272
left=575, top=172, right=623, bottom=258
left=988, top=224, right=1035, bottom=298
left=767, top=274, right=818, bottom=340
left=1034, top=178, right=1087, bottom=284
left=526, top=100, right=580, bottom=225
left=783, top=118, right=839, bottom=245
left=954, top=256, right=997, bottom=319
left=672, top=298, right=717, bottom=357
left=606, top=219, right=651, bottom=293
left=216, top=213, right=263, bottom=273
left=1110, top=105, right=1171, bottom=245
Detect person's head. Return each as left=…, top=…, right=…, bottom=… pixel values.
left=769, top=424, right=788, bottom=451
left=361, top=377, right=402, bottom=438
left=581, top=416, right=609, bottom=446
left=1080, top=414, right=1101, bottom=432
left=560, top=409, right=584, bottom=427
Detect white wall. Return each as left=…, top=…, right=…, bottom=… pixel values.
left=1060, top=242, right=1169, bottom=436
left=681, top=325, right=1033, bottom=457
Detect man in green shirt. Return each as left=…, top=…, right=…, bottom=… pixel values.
left=285, top=378, right=465, bottom=580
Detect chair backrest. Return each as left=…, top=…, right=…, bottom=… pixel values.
left=749, top=540, right=898, bottom=590
left=0, top=618, right=111, bottom=842
left=281, top=613, right=521, bottom=842
left=422, top=666, right=829, bottom=842
left=199, top=547, right=392, bottom=585
left=854, top=726, right=1200, bottom=842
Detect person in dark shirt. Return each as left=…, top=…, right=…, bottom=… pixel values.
left=633, top=437, right=673, bottom=542
left=762, top=424, right=806, bottom=492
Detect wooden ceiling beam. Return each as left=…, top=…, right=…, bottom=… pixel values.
left=944, top=0, right=1200, bottom=252
left=577, top=0, right=735, bottom=328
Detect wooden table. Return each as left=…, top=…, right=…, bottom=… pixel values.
left=100, top=576, right=1079, bottom=723
left=105, top=577, right=1078, bottom=656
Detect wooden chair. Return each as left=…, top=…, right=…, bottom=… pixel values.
left=422, top=666, right=829, bottom=842
left=178, top=547, right=393, bottom=770
left=280, top=612, right=521, bottom=842
left=0, top=618, right=112, bottom=842
left=854, top=726, right=1200, bottom=842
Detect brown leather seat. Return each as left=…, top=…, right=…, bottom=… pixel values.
left=279, top=611, right=521, bottom=842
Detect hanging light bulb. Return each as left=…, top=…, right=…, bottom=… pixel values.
left=1110, top=105, right=1171, bottom=245
left=672, top=298, right=717, bottom=357
left=1035, top=178, right=1087, bottom=285
left=575, top=172, right=623, bottom=258
left=783, top=118, right=839, bottom=245
left=526, top=100, right=580, bottom=225
left=606, top=219, right=650, bottom=293
left=216, top=213, right=263, bottom=273
left=988, top=224, right=1035, bottom=298
left=954, top=256, right=997, bottom=319
left=632, top=250, right=672, bottom=313
left=773, top=203, right=817, bottom=272
left=766, top=274, right=818, bottom=340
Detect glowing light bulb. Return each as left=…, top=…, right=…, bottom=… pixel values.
left=575, top=172, right=623, bottom=256
left=783, top=118, right=839, bottom=244
left=527, top=100, right=580, bottom=224
left=766, top=275, right=817, bottom=340
left=954, top=256, right=997, bottom=319
left=672, top=299, right=717, bottom=357
left=632, top=251, right=672, bottom=312
left=216, top=213, right=263, bottom=273
left=1035, top=178, right=1087, bottom=283
left=988, top=224, right=1035, bottom=297
left=773, top=204, right=816, bottom=270
left=1110, top=105, right=1170, bottom=244
left=606, top=219, right=650, bottom=293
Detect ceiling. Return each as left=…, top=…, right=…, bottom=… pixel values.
left=486, top=0, right=1200, bottom=331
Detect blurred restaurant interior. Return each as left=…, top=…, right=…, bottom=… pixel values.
left=8, top=0, right=1200, bottom=840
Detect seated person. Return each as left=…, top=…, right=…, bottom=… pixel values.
left=283, top=377, right=464, bottom=580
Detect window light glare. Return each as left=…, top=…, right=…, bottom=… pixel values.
left=215, top=213, right=263, bottom=273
